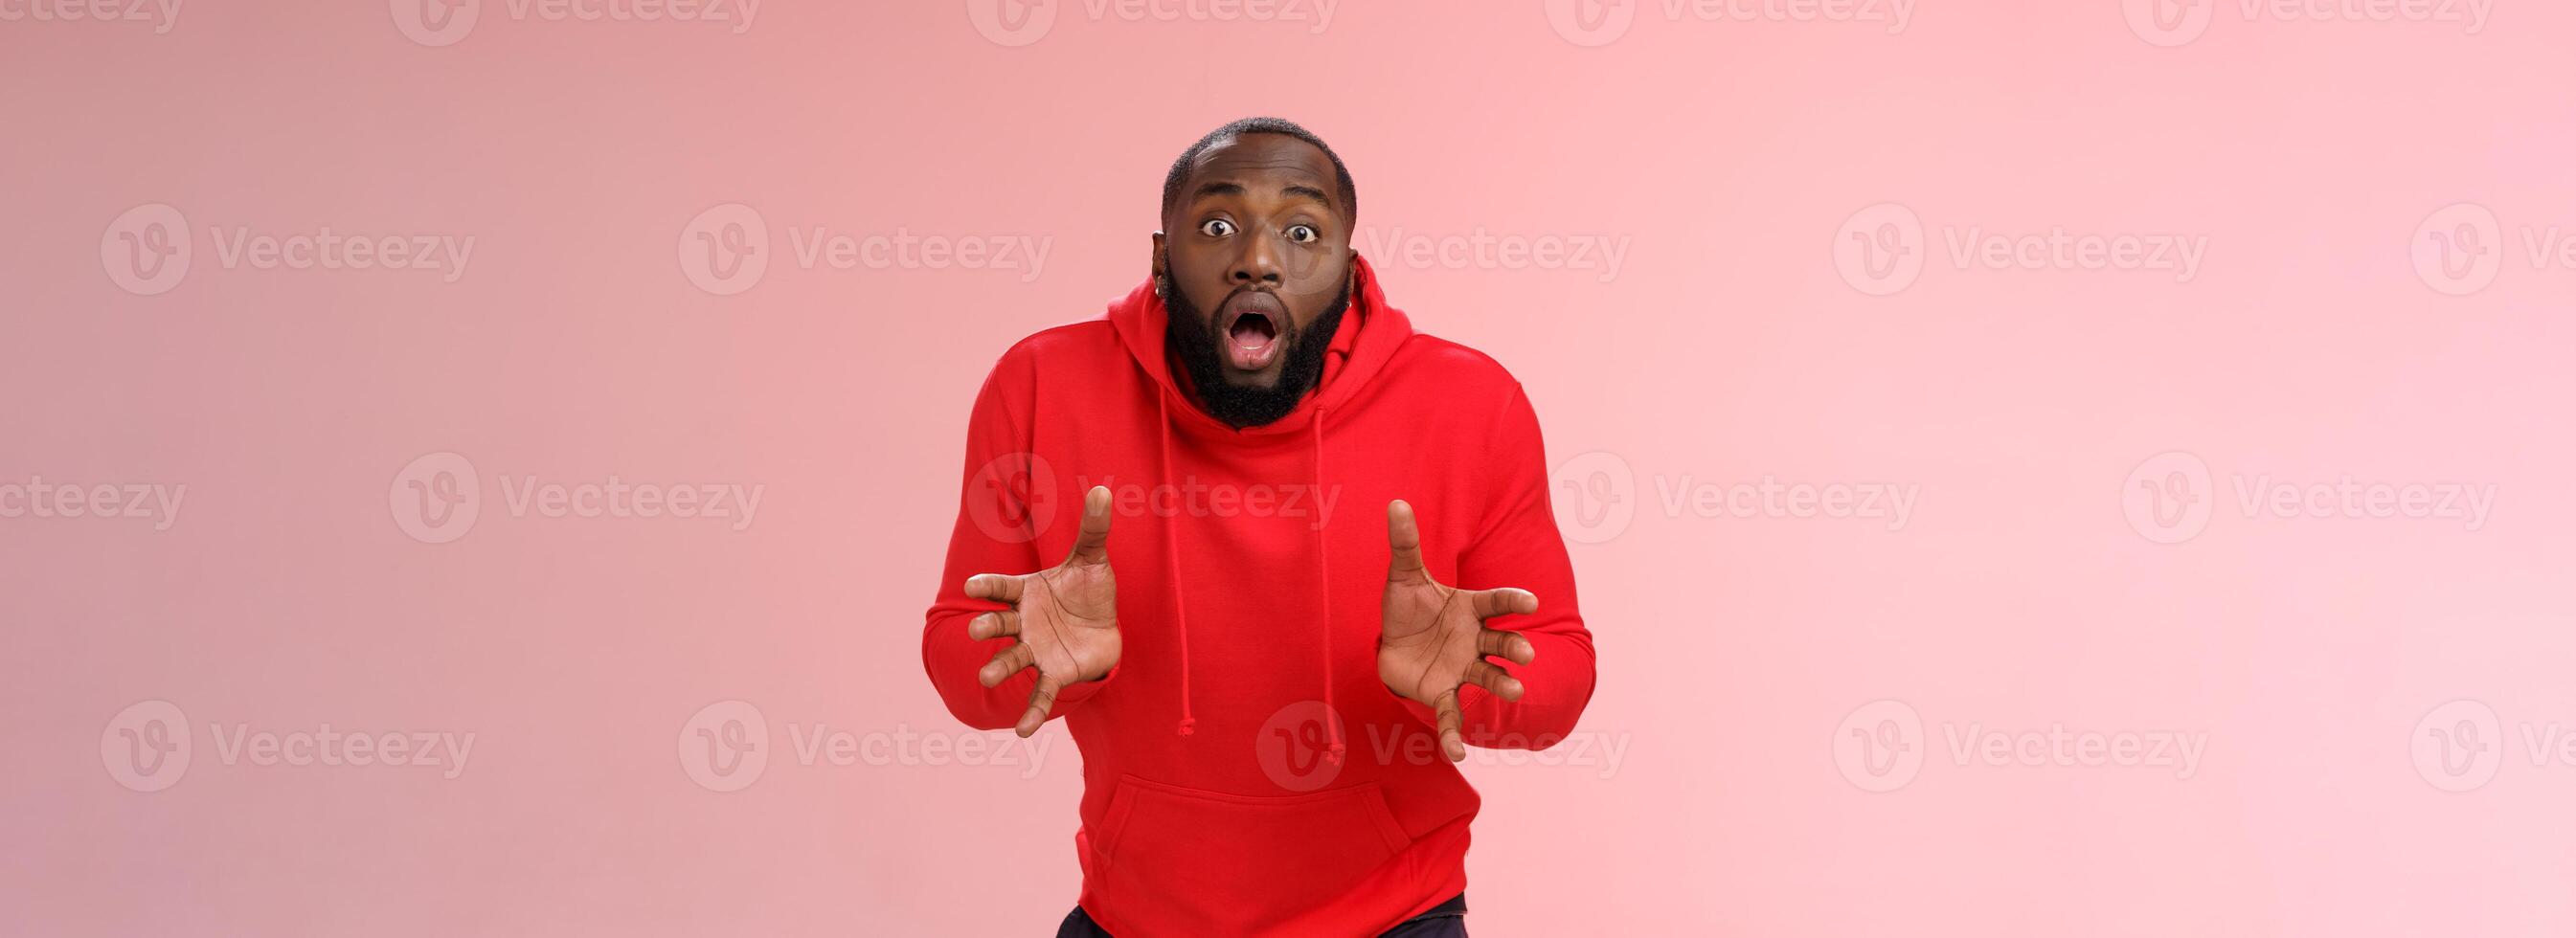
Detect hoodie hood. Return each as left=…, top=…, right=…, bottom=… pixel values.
left=1107, top=253, right=1413, bottom=438
left=1103, top=253, right=1413, bottom=756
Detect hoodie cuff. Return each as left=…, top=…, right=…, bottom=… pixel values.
left=1051, top=662, right=1119, bottom=708
left=1393, top=683, right=1490, bottom=734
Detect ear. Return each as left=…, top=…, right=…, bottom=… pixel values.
left=1149, top=231, right=1169, bottom=294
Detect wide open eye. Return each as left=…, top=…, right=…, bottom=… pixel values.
left=1200, top=218, right=1236, bottom=237
left=1286, top=224, right=1319, bottom=244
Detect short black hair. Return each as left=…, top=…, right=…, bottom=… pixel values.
left=1161, top=117, right=1357, bottom=226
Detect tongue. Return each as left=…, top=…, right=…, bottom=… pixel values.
left=1227, top=318, right=1277, bottom=369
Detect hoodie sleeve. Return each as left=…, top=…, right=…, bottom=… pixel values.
left=921, top=347, right=1115, bottom=731
left=1412, top=383, right=1599, bottom=749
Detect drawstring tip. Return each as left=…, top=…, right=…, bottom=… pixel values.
left=1325, top=741, right=1346, bottom=766
left=1176, top=717, right=1196, bottom=737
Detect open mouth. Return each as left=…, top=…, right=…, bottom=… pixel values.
left=1220, top=294, right=1285, bottom=371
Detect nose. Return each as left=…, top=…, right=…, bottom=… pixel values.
left=1229, top=231, right=1284, bottom=287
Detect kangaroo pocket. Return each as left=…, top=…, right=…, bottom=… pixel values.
left=1090, top=773, right=1415, bottom=931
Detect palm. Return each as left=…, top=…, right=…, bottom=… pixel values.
left=1377, top=500, right=1539, bottom=762
left=1020, top=554, right=1121, bottom=677
left=1378, top=579, right=1481, bottom=706
left=964, top=486, right=1121, bottom=737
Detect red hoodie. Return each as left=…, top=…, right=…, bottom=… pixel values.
left=922, top=256, right=1596, bottom=937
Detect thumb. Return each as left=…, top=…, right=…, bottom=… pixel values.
left=1066, top=485, right=1113, bottom=565
left=1386, top=499, right=1426, bottom=579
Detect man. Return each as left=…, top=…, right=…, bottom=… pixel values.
left=922, top=117, right=1596, bottom=937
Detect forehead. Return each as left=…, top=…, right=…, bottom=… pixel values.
left=1181, top=133, right=1336, bottom=202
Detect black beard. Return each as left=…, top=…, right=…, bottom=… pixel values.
left=1164, top=279, right=1350, bottom=429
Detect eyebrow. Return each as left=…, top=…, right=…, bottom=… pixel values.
left=1279, top=185, right=1333, bottom=210
left=1189, top=181, right=1336, bottom=212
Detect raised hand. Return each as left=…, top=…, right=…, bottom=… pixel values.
left=963, top=485, right=1121, bottom=737
left=1377, top=500, right=1539, bottom=762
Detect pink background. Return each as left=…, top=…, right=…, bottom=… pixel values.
left=7, top=1, right=2574, bottom=934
